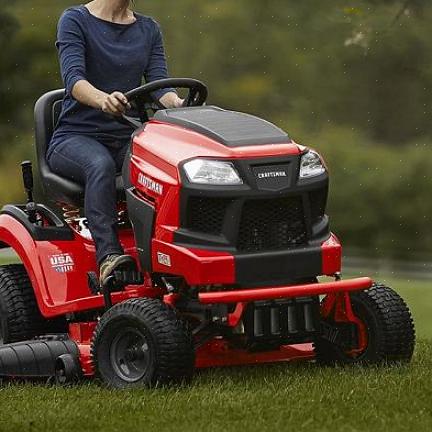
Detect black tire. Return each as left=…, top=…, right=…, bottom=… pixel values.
left=91, top=298, right=195, bottom=388
left=0, top=264, right=66, bottom=343
left=315, top=284, right=415, bottom=365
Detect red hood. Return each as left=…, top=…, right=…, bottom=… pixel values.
left=132, top=120, right=302, bottom=170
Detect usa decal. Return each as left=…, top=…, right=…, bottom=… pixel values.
left=50, top=253, right=75, bottom=273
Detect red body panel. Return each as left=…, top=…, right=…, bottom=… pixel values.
left=0, top=215, right=154, bottom=317
left=322, top=233, right=342, bottom=275
left=133, top=121, right=301, bottom=167
left=151, top=239, right=236, bottom=285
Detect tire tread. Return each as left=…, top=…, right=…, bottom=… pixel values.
left=91, top=298, right=195, bottom=387
left=315, top=283, right=415, bottom=365
left=0, top=264, right=65, bottom=343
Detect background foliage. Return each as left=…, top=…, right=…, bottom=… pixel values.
left=1, top=0, right=431, bottom=259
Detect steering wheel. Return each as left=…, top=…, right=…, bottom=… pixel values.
left=123, top=78, right=208, bottom=126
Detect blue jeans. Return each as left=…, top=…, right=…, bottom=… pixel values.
left=47, top=135, right=129, bottom=265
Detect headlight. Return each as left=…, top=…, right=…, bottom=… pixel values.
left=183, top=159, right=243, bottom=185
left=299, top=150, right=326, bottom=178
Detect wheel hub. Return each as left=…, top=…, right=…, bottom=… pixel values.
left=109, top=328, right=151, bottom=383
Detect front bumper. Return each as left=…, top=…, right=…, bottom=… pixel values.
left=198, top=277, right=373, bottom=304
left=152, top=233, right=342, bottom=286
left=193, top=277, right=373, bottom=369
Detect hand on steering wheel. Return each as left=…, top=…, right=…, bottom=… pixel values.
left=123, top=78, right=208, bottom=125
left=159, top=92, right=184, bottom=109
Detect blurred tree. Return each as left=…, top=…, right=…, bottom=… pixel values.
left=0, top=0, right=24, bottom=140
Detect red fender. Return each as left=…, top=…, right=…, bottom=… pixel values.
left=0, top=214, right=150, bottom=318
left=0, top=214, right=56, bottom=317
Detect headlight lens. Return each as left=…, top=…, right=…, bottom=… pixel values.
left=299, top=151, right=326, bottom=178
left=183, top=159, right=243, bottom=185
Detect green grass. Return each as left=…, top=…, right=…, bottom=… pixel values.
left=0, top=342, right=430, bottom=432
left=0, top=254, right=431, bottom=431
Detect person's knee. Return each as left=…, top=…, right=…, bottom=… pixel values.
left=86, top=155, right=116, bottom=180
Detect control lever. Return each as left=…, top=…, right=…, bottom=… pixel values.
left=21, top=161, right=37, bottom=223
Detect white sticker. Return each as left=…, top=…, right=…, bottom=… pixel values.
left=138, top=173, right=163, bottom=195
left=157, top=252, right=172, bottom=267
left=50, top=253, right=75, bottom=273
left=257, top=171, right=288, bottom=179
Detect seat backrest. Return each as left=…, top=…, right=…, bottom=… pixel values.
left=34, top=89, right=65, bottom=180
left=33, top=89, right=126, bottom=207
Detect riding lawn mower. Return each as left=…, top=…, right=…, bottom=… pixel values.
left=0, top=79, right=415, bottom=388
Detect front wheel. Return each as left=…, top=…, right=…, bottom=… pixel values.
left=91, top=298, right=195, bottom=388
left=314, top=284, right=415, bottom=365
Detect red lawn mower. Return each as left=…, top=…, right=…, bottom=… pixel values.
left=0, top=78, right=415, bottom=388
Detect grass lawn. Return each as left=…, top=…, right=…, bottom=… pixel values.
left=0, top=342, right=430, bottom=432
left=0, top=254, right=430, bottom=431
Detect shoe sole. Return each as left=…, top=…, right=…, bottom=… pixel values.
left=100, top=256, right=137, bottom=286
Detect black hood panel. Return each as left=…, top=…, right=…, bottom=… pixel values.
left=154, top=106, right=290, bottom=147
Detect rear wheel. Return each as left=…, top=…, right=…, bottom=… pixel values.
left=91, top=298, right=195, bottom=388
left=0, top=264, right=66, bottom=343
left=315, top=284, right=415, bottom=365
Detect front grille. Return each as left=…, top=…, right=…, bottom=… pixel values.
left=237, top=196, right=307, bottom=252
left=186, top=197, right=230, bottom=235
left=309, top=188, right=327, bottom=222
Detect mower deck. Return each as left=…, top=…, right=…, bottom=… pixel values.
left=195, top=343, right=315, bottom=369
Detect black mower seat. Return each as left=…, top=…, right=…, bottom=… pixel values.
left=34, top=89, right=124, bottom=207
left=154, top=106, right=290, bottom=148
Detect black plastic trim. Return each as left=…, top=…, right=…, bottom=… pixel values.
left=125, top=187, right=155, bottom=272
left=121, top=141, right=133, bottom=190
left=175, top=154, right=330, bottom=250
left=235, top=246, right=322, bottom=286
left=154, top=106, right=290, bottom=148
left=1, top=204, right=74, bottom=241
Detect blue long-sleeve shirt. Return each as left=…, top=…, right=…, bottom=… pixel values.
left=48, top=6, right=172, bottom=158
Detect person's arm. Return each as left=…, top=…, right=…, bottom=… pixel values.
left=72, top=81, right=129, bottom=116
left=145, top=20, right=183, bottom=108
left=56, top=10, right=128, bottom=116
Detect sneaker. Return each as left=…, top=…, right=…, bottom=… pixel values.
left=99, top=254, right=136, bottom=286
